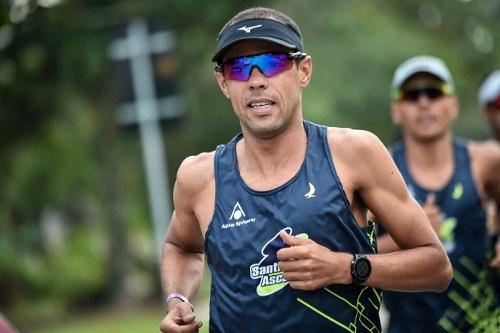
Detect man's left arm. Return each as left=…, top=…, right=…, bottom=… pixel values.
left=351, top=131, right=452, bottom=291
left=277, top=130, right=452, bottom=292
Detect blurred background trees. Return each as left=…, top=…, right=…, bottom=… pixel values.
left=0, top=0, right=498, bottom=331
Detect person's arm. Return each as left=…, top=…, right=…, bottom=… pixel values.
left=376, top=229, right=400, bottom=254
left=356, top=132, right=451, bottom=291
left=477, top=142, right=500, bottom=273
left=160, top=154, right=213, bottom=333
left=277, top=129, right=452, bottom=292
left=378, top=193, right=444, bottom=253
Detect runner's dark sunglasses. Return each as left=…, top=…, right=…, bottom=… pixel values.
left=215, top=51, right=307, bottom=81
left=396, top=84, right=453, bottom=102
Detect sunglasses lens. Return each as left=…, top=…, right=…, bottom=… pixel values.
left=404, top=90, right=420, bottom=101
left=425, top=88, right=444, bottom=100
left=223, top=53, right=293, bottom=81
left=256, top=53, right=292, bottom=77
left=225, top=61, right=251, bottom=81
left=402, top=88, right=445, bottom=102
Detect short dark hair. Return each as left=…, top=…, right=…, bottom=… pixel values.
left=217, top=7, right=302, bottom=41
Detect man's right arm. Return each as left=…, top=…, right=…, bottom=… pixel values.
left=160, top=153, right=214, bottom=332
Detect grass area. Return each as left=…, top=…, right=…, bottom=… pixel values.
left=16, top=268, right=212, bottom=333
left=27, top=305, right=164, bottom=333
left=25, top=303, right=209, bottom=333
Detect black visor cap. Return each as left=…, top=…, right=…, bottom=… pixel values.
left=212, top=18, right=304, bottom=63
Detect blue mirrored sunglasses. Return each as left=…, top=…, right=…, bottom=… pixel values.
left=215, top=51, right=307, bottom=81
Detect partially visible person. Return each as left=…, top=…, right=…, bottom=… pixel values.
left=378, top=56, right=500, bottom=333
left=478, top=69, right=500, bottom=310
left=478, top=69, right=500, bottom=241
left=159, top=7, right=452, bottom=333
left=479, top=69, right=500, bottom=143
left=0, top=312, right=19, bottom=333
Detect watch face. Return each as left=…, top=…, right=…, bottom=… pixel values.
left=356, top=258, right=371, bottom=279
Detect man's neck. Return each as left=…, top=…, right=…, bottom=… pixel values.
left=405, top=132, right=453, bottom=166
left=237, top=119, right=307, bottom=190
left=404, top=132, right=454, bottom=190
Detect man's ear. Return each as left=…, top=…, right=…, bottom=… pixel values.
left=299, top=56, right=312, bottom=87
left=214, top=72, right=231, bottom=99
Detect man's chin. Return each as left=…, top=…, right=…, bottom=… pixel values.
left=244, top=120, right=287, bottom=140
left=414, top=132, right=447, bottom=143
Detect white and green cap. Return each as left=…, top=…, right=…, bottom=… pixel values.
left=391, top=55, right=455, bottom=100
left=478, top=70, right=500, bottom=108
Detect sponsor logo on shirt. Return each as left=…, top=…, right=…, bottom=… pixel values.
left=221, top=201, right=256, bottom=229
left=250, top=227, right=308, bottom=296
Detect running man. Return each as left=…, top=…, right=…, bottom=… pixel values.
left=478, top=69, right=500, bottom=309
left=379, top=56, right=500, bottom=332
left=160, top=8, right=452, bottom=333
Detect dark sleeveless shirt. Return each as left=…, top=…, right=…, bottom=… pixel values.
left=385, top=138, right=495, bottom=333
left=205, top=121, right=381, bottom=333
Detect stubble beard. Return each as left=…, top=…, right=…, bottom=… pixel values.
left=241, top=115, right=290, bottom=140
left=238, top=95, right=301, bottom=140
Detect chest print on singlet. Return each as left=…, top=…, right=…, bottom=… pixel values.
left=304, top=182, right=316, bottom=199
left=221, top=201, right=257, bottom=230
left=440, top=216, right=457, bottom=253
left=439, top=183, right=463, bottom=253
left=249, top=227, right=308, bottom=296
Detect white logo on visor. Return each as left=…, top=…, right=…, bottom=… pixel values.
left=237, top=24, right=262, bottom=33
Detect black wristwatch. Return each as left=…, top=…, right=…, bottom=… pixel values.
left=351, top=254, right=371, bottom=286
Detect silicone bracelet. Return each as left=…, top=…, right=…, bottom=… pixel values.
left=166, top=292, right=194, bottom=310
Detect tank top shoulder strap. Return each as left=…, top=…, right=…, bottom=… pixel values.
left=213, top=133, right=243, bottom=198
left=452, top=137, right=470, bottom=166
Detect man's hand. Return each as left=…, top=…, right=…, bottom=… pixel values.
left=422, top=194, right=443, bottom=235
left=160, top=302, right=202, bottom=333
left=277, top=230, right=351, bottom=290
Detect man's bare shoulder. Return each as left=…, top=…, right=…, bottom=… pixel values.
left=468, top=140, right=500, bottom=181
left=327, top=127, right=387, bottom=160
left=468, top=139, right=500, bottom=164
left=176, top=151, right=216, bottom=195
left=326, top=127, right=397, bottom=193
left=468, top=139, right=500, bottom=152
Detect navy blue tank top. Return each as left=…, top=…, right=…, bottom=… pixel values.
left=205, top=121, right=381, bottom=333
left=385, top=138, right=496, bottom=333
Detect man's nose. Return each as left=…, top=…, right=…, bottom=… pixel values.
left=247, top=66, right=268, bottom=90
left=416, top=93, right=432, bottom=107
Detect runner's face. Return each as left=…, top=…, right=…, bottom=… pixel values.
left=391, top=74, right=458, bottom=142
left=214, top=40, right=312, bottom=139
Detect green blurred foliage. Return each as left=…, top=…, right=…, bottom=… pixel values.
left=30, top=305, right=168, bottom=333
left=0, top=0, right=499, bottom=327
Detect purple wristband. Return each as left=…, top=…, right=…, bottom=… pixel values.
left=166, top=292, right=194, bottom=310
